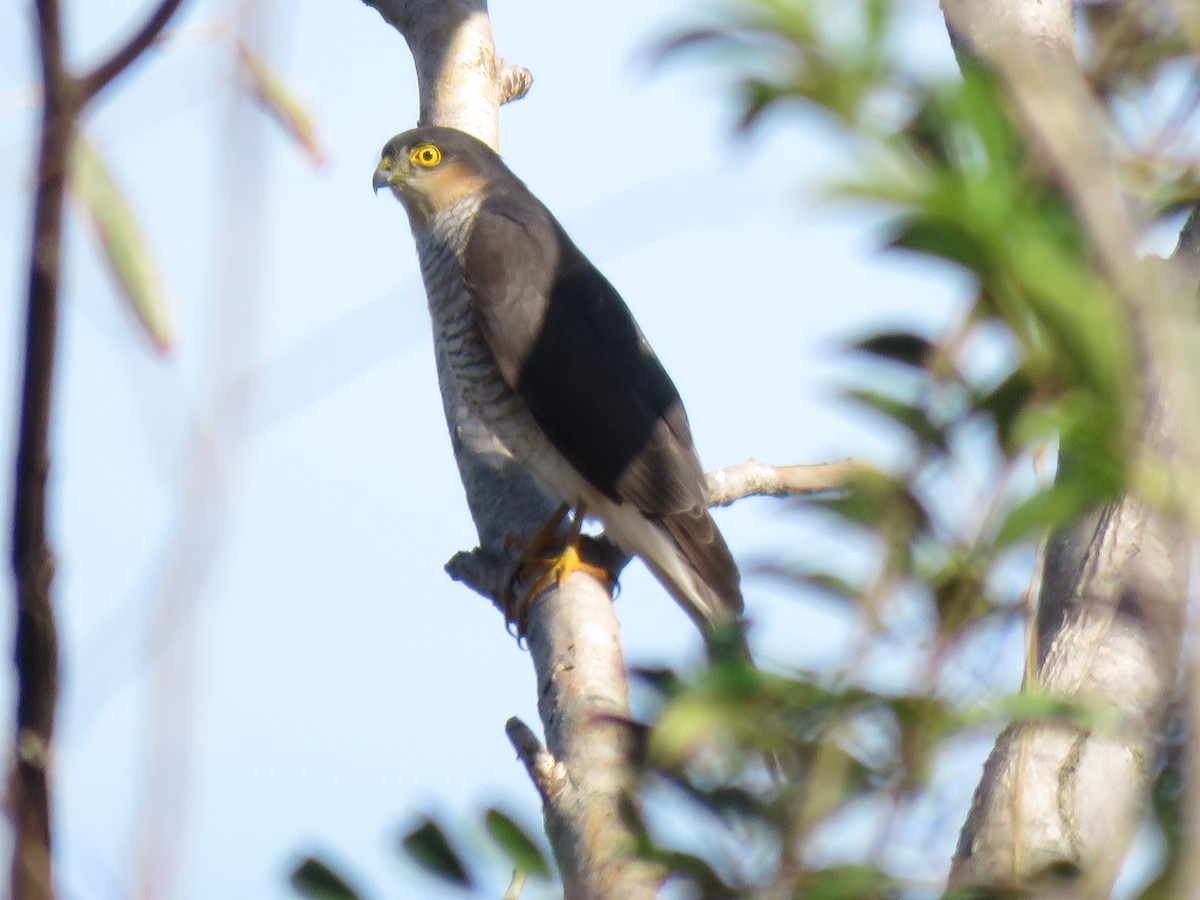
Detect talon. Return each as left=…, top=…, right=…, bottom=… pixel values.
left=501, top=503, right=614, bottom=637
left=502, top=503, right=569, bottom=636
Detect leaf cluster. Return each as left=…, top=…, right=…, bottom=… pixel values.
left=291, top=808, right=553, bottom=899
left=617, top=1, right=1188, bottom=895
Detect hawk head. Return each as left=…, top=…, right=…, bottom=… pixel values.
left=373, top=126, right=508, bottom=229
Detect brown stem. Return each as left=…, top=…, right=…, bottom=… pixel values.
left=78, top=0, right=188, bottom=101
left=11, top=2, right=189, bottom=897
left=11, top=3, right=73, bottom=895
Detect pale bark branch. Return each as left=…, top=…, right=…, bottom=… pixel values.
left=943, top=1, right=1196, bottom=894
left=446, top=457, right=866, bottom=604
left=357, top=2, right=655, bottom=895
left=705, top=457, right=872, bottom=507
left=506, top=717, right=571, bottom=810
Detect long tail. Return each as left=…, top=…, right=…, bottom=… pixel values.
left=649, top=506, right=749, bottom=660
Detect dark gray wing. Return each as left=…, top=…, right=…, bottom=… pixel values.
left=463, top=188, right=742, bottom=618
left=462, top=189, right=705, bottom=514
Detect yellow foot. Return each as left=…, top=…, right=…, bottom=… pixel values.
left=505, top=502, right=568, bottom=560
left=503, top=504, right=613, bottom=637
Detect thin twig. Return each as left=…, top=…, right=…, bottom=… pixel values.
left=447, top=458, right=871, bottom=608
left=506, top=717, right=571, bottom=807
left=10, top=2, right=189, bottom=897
left=78, top=0, right=187, bottom=101
left=11, top=3, right=71, bottom=895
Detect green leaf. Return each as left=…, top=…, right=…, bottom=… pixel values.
left=289, top=857, right=362, bottom=900
left=887, top=696, right=960, bottom=788
left=755, top=565, right=864, bottom=610
left=738, top=77, right=788, bottom=130
left=649, top=666, right=783, bottom=761
left=70, top=136, right=175, bottom=352
left=676, top=780, right=770, bottom=824
left=399, top=818, right=475, bottom=889
left=802, top=864, right=889, bottom=899
left=850, top=330, right=936, bottom=369
left=929, top=552, right=990, bottom=639
left=972, top=369, right=1036, bottom=451
left=629, top=666, right=684, bottom=699
left=815, top=468, right=930, bottom=540
left=238, top=42, right=326, bottom=167
left=844, top=387, right=946, bottom=452
left=886, top=215, right=995, bottom=276
left=484, top=809, right=551, bottom=880
left=994, top=472, right=1115, bottom=547
left=987, top=690, right=1121, bottom=734
left=643, top=846, right=731, bottom=896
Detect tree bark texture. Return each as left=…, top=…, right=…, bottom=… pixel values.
left=357, top=2, right=658, bottom=895
left=944, top=1, right=1196, bottom=894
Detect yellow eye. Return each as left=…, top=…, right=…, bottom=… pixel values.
left=409, top=144, right=442, bottom=168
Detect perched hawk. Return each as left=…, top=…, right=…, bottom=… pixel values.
left=374, top=126, right=743, bottom=648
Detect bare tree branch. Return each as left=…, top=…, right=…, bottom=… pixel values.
left=357, top=1, right=655, bottom=894
left=11, top=5, right=72, bottom=896
left=78, top=0, right=187, bottom=101
left=10, top=3, right=189, bottom=897
left=446, top=457, right=867, bottom=604
left=705, top=458, right=872, bottom=507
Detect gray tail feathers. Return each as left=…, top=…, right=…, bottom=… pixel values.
left=655, top=506, right=749, bottom=661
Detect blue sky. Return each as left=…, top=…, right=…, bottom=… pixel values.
left=0, top=1, right=1007, bottom=897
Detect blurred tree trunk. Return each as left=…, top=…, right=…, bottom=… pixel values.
left=944, top=1, right=1196, bottom=893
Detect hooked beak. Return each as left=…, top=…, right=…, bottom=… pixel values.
left=372, top=159, right=395, bottom=193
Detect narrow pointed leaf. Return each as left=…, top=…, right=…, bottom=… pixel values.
left=484, top=808, right=551, bottom=879
left=850, top=330, right=936, bottom=370
left=994, top=473, right=1114, bottom=548
left=399, top=818, right=475, bottom=889
left=239, top=43, right=326, bottom=167
left=803, top=864, right=890, bottom=899
left=289, top=857, right=362, bottom=900
left=70, top=136, right=174, bottom=353
left=844, top=388, right=946, bottom=452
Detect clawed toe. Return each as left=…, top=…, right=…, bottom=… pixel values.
left=500, top=503, right=614, bottom=638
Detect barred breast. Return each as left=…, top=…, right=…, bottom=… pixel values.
left=410, top=199, right=739, bottom=636
left=413, top=199, right=588, bottom=507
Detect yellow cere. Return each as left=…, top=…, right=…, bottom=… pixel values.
left=409, top=143, right=442, bottom=168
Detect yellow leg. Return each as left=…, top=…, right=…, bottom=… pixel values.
left=504, top=503, right=613, bottom=636
left=505, top=502, right=569, bottom=560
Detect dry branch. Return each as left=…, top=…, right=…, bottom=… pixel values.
left=705, top=457, right=872, bottom=507
left=11, top=2, right=186, bottom=897
left=446, top=457, right=864, bottom=604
